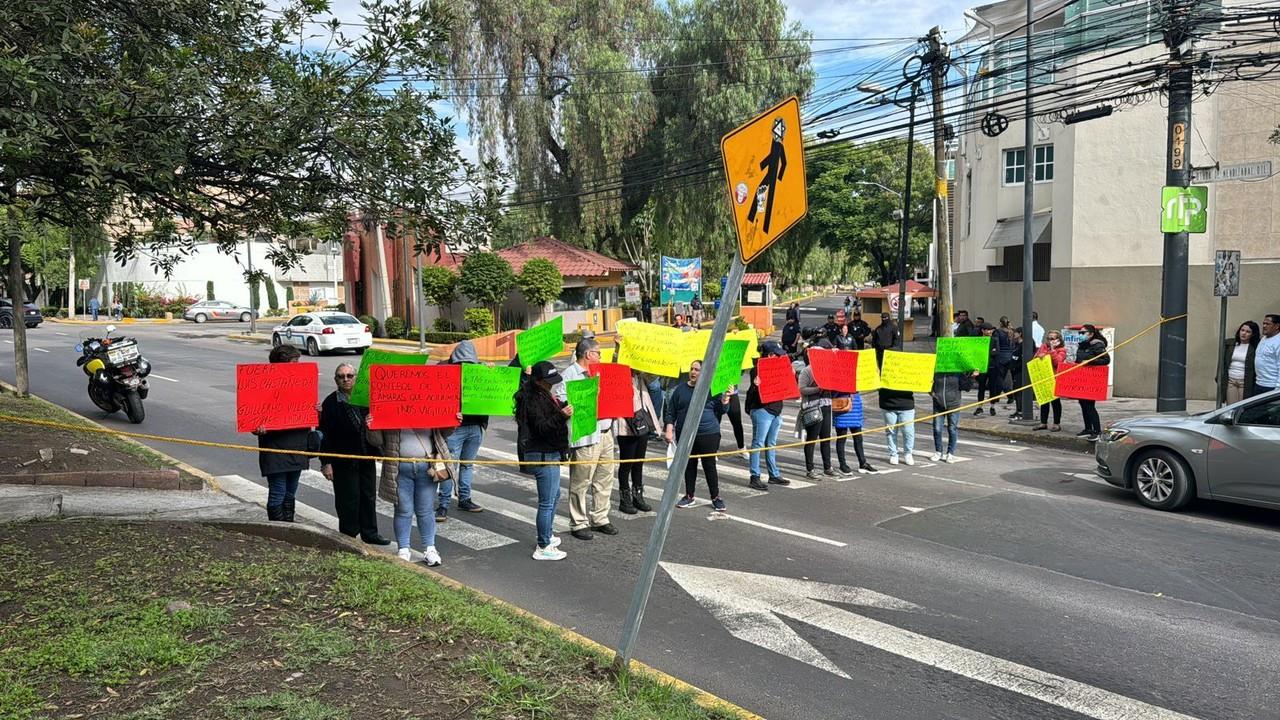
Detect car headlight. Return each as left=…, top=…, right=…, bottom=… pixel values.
left=1104, top=428, right=1130, bottom=442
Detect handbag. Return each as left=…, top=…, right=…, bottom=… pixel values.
left=831, top=397, right=852, bottom=414
left=626, top=408, right=654, bottom=436
left=800, top=405, right=824, bottom=428
left=306, top=430, right=323, bottom=454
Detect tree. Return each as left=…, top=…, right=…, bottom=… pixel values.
left=457, top=252, right=515, bottom=331
left=516, top=259, right=564, bottom=324
left=1, top=0, right=488, bottom=395
left=420, top=264, right=459, bottom=319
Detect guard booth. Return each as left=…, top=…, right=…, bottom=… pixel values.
left=855, top=280, right=937, bottom=342
left=738, top=272, right=775, bottom=333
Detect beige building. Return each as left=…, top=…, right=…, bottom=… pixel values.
left=952, top=0, right=1280, bottom=399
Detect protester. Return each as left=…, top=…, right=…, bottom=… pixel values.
left=976, top=322, right=1012, bottom=416
left=822, top=314, right=840, bottom=344
left=724, top=381, right=748, bottom=460
left=437, top=340, right=486, bottom=520
left=879, top=386, right=916, bottom=466
left=515, top=361, right=570, bottom=561
left=929, top=372, right=962, bottom=463
left=640, top=292, right=653, bottom=323
left=690, top=295, right=704, bottom=327
left=1034, top=330, right=1067, bottom=432
left=848, top=311, right=872, bottom=349
left=614, top=367, right=660, bottom=514
left=834, top=322, right=856, bottom=350
left=251, top=344, right=311, bottom=522
left=1220, top=321, right=1261, bottom=404
left=556, top=338, right=618, bottom=540
left=1007, top=327, right=1025, bottom=419
left=1254, top=314, right=1280, bottom=394
left=664, top=359, right=729, bottom=511
left=1074, top=324, right=1110, bottom=441
left=1031, top=311, right=1045, bottom=346
left=318, top=363, right=388, bottom=544
left=798, top=340, right=836, bottom=479
left=832, top=389, right=876, bottom=474
left=746, top=342, right=788, bottom=489
left=365, top=404, right=451, bottom=567
left=954, top=310, right=979, bottom=338
left=873, top=312, right=899, bottom=364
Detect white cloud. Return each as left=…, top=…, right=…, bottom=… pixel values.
left=785, top=0, right=973, bottom=45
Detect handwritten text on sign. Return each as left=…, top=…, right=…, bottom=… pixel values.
left=589, top=363, right=634, bottom=419
left=349, top=349, right=429, bottom=407
left=236, top=363, right=318, bottom=433
left=1054, top=362, right=1109, bottom=402
left=516, top=316, right=564, bottom=368
left=461, top=364, right=521, bottom=416
left=807, top=347, right=858, bottom=392
left=854, top=351, right=881, bottom=392
left=756, top=355, right=800, bottom=404
left=1027, top=355, right=1057, bottom=406
left=368, top=365, right=461, bottom=430
left=880, top=350, right=935, bottom=393
left=565, top=376, right=600, bottom=442
left=710, top=340, right=750, bottom=396
left=935, top=337, right=990, bottom=373
left=617, top=322, right=684, bottom=378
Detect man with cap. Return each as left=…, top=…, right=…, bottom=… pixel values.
left=437, top=340, right=486, bottom=520
left=556, top=337, right=618, bottom=540
left=745, top=341, right=789, bottom=489
left=872, top=312, right=900, bottom=366
left=516, top=360, right=572, bottom=561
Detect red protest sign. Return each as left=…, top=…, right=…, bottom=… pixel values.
left=756, top=355, right=801, bottom=404
left=236, top=363, right=318, bottom=433
left=1054, top=362, right=1109, bottom=401
left=589, top=363, right=633, bottom=420
left=368, top=365, right=461, bottom=430
left=807, top=347, right=858, bottom=392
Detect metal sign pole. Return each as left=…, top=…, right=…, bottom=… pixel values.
left=614, top=254, right=748, bottom=672
left=1215, top=294, right=1227, bottom=409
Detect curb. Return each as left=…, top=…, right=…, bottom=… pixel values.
left=49, top=318, right=185, bottom=326
left=964, top=424, right=1093, bottom=453
left=0, top=469, right=195, bottom=490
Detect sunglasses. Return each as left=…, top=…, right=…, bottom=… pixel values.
left=337, top=373, right=356, bottom=379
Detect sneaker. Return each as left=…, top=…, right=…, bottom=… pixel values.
left=903, top=454, right=915, bottom=466
left=457, top=499, right=484, bottom=513
left=988, top=407, right=996, bottom=416
left=888, top=455, right=899, bottom=465
left=838, top=465, right=854, bottom=476
left=396, top=548, right=412, bottom=562
left=1076, top=429, right=1091, bottom=437
left=711, top=497, right=727, bottom=512
left=571, top=528, right=594, bottom=540
left=546, top=535, right=562, bottom=549
left=435, top=508, right=448, bottom=522
left=422, top=546, right=442, bottom=567
left=972, top=408, right=983, bottom=417
left=943, top=454, right=957, bottom=464
left=591, top=523, right=619, bottom=536
left=859, top=463, right=878, bottom=474
left=768, top=476, right=790, bottom=486
left=676, top=495, right=695, bottom=509
left=532, top=546, right=567, bottom=561
left=1086, top=434, right=1100, bottom=443
left=748, top=476, right=769, bottom=491
left=739, top=450, right=750, bottom=461
left=806, top=469, right=820, bottom=480
left=823, top=468, right=839, bottom=478
left=929, top=452, right=942, bottom=462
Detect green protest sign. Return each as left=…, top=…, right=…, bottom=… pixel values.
left=516, top=316, right=564, bottom=367
left=565, top=376, right=600, bottom=442
left=709, top=340, right=749, bottom=396
left=349, top=349, right=430, bottom=407
left=934, top=337, right=990, bottom=373
left=461, top=364, right=521, bottom=416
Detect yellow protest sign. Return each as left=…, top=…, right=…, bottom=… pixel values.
left=854, top=350, right=880, bottom=392
left=680, top=329, right=713, bottom=373
left=880, top=350, right=935, bottom=393
left=1027, top=355, right=1058, bottom=406
left=617, top=322, right=684, bottom=378
left=721, top=96, right=807, bottom=263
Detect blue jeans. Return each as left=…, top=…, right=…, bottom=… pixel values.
left=647, top=378, right=664, bottom=432
left=883, top=409, right=916, bottom=457
left=749, top=408, right=782, bottom=478
left=265, top=471, right=300, bottom=509
left=441, top=424, right=484, bottom=510
left=933, top=412, right=959, bottom=454
left=526, top=451, right=562, bottom=548
left=394, top=463, right=439, bottom=550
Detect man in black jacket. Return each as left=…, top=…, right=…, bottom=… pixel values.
left=319, top=363, right=389, bottom=544
left=847, top=311, right=872, bottom=350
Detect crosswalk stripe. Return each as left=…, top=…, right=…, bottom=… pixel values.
left=468, top=488, right=571, bottom=533
left=958, top=437, right=1028, bottom=452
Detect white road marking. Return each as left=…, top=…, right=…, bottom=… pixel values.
left=1061, top=471, right=1114, bottom=487
left=900, top=506, right=925, bottom=513
left=910, top=472, right=1048, bottom=498
left=958, top=437, right=1028, bottom=452
left=663, top=562, right=1202, bottom=720
left=148, top=373, right=180, bottom=383
left=55, top=332, right=69, bottom=336
left=31, top=347, right=49, bottom=353
left=468, top=488, right=571, bottom=533
left=722, top=514, right=848, bottom=547
left=3, top=340, right=11, bottom=344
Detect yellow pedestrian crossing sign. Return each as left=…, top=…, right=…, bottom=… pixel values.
left=721, top=97, right=807, bottom=264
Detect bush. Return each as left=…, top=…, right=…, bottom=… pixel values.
left=40, top=306, right=59, bottom=317
left=422, top=331, right=473, bottom=344
left=265, top=308, right=287, bottom=317
left=384, top=315, right=407, bottom=339
left=516, top=258, right=562, bottom=322
left=335, top=302, right=346, bottom=312
left=432, top=317, right=454, bottom=332
left=206, top=280, right=215, bottom=301
left=285, top=286, right=294, bottom=304
left=463, top=307, right=493, bottom=337
left=265, top=280, right=279, bottom=311
left=358, top=314, right=380, bottom=337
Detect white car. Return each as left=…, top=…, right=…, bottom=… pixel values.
left=272, top=312, right=372, bottom=356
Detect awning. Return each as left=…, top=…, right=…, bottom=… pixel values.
left=984, top=211, right=1052, bottom=249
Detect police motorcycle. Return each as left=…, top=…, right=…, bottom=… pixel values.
left=76, top=325, right=152, bottom=423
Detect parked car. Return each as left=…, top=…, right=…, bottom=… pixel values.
left=0, top=299, right=42, bottom=329
left=271, top=312, right=372, bottom=356
left=1095, top=389, right=1280, bottom=511
left=183, top=300, right=257, bottom=323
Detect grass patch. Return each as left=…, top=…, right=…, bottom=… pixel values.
left=270, top=621, right=356, bottom=670
left=223, top=691, right=350, bottom=720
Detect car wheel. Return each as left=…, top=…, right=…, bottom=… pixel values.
left=1131, top=449, right=1195, bottom=511
left=272, top=333, right=283, bottom=348
left=307, top=338, right=320, bottom=356
left=240, top=312, right=251, bottom=322
left=194, top=313, right=207, bottom=324
left=0, top=315, right=11, bottom=329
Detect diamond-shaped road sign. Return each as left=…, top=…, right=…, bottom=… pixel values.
left=721, top=96, right=807, bottom=264
left=1161, top=186, right=1208, bottom=233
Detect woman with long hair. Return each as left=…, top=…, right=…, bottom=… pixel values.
left=1033, top=330, right=1067, bottom=432
left=1219, top=320, right=1260, bottom=405
left=1074, top=324, right=1109, bottom=442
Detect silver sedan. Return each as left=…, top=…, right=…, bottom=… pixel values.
left=1095, top=389, right=1280, bottom=511
left=183, top=300, right=257, bottom=323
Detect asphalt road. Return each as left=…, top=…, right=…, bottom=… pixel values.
left=5, top=318, right=1280, bottom=720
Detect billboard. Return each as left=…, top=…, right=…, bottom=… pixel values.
left=660, top=256, right=701, bottom=304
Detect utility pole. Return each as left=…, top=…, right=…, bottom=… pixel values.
left=67, top=234, right=75, bottom=320
left=895, top=85, right=919, bottom=349
left=1157, top=0, right=1194, bottom=412
left=927, top=27, right=954, bottom=339
left=1017, top=0, right=1038, bottom=424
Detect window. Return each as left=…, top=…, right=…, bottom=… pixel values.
left=1238, top=399, right=1280, bottom=427
left=321, top=315, right=358, bottom=325
left=1004, top=145, right=1053, bottom=185
left=987, top=243, right=1052, bottom=283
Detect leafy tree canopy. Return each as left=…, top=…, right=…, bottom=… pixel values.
left=458, top=251, right=515, bottom=306
left=420, top=264, right=460, bottom=309
left=516, top=258, right=564, bottom=309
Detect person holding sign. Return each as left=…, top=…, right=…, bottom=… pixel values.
left=613, top=366, right=660, bottom=514
left=832, top=390, right=876, bottom=475
left=797, top=340, right=837, bottom=480
left=665, top=360, right=730, bottom=511
left=251, top=344, right=314, bottom=523
left=438, top=341, right=488, bottom=520
left=1033, top=330, right=1068, bottom=431
left=1074, top=325, right=1110, bottom=442
left=318, top=363, right=389, bottom=544
left=929, top=373, right=963, bottom=463
left=745, top=342, right=791, bottom=489
left=878, top=385, right=916, bottom=466
left=365, top=413, right=453, bottom=568
left=515, top=361, right=571, bottom=561
left=555, top=339, right=619, bottom=540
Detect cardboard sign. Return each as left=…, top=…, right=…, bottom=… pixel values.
left=935, top=337, right=991, bottom=373
left=617, top=322, right=684, bottom=378
left=880, top=350, right=935, bottom=393
left=710, top=340, right=750, bottom=396
left=565, top=376, right=600, bottom=442
left=349, top=349, right=429, bottom=407
left=516, top=316, right=564, bottom=368
left=1054, top=362, right=1109, bottom=401
left=461, top=364, right=521, bottom=416
left=589, top=363, right=634, bottom=420
left=756, top=355, right=800, bottom=404
left=368, top=365, right=460, bottom=430
left=681, top=329, right=713, bottom=373
left=1027, top=355, right=1058, bottom=406
left=806, top=347, right=857, bottom=392
left=236, top=363, right=318, bottom=433
left=728, top=328, right=762, bottom=371
left=854, top=350, right=881, bottom=392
